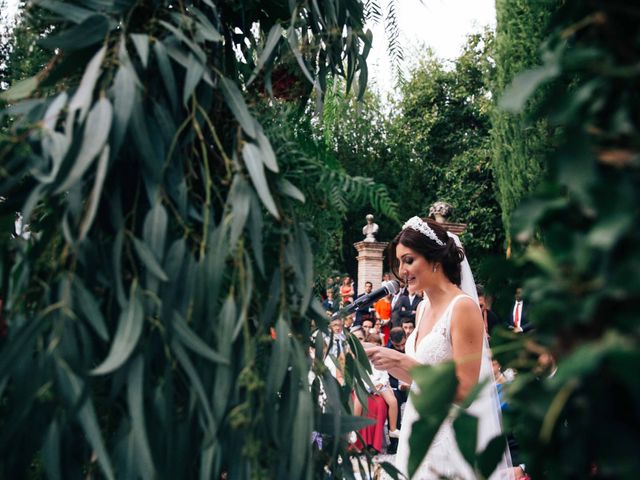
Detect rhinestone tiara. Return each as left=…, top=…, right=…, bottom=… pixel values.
left=402, top=216, right=446, bottom=246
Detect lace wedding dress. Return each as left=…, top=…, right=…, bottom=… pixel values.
left=394, top=295, right=513, bottom=480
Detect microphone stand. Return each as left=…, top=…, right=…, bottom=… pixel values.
left=331, top=302, right=370, bottom=321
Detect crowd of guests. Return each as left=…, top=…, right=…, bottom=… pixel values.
left=317, top=273, right=538, bottom=466
left=318, top=273, right=422, bottom=455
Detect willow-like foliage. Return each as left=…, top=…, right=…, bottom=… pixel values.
left=0, top=1, right=400, bottom=478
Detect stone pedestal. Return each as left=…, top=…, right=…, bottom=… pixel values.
left=437, top=221, right=466, bottom=236
left=354, top=241, right=388, bottom=293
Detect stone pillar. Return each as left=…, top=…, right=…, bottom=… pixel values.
left=354, top=241, right=388, bottom=293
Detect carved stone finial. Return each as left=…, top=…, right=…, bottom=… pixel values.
left=362, top=214, right=379, bottom=242
left=428, top=201, right=453, bottom=223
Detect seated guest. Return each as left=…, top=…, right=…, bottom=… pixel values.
left=348, top=326, right=385, bottom=451
left=352, top=334, right=400, bottom=443
left=350, top=325, right=365, bottom=341
left=322, top=289, right=338, bottom=312
left=343, top=313, right=355, bottom=331
left=361, top=318, right=375, bottom=335
left=401, top=317, right=415, bottom=338
left=362, top=318, right=384, bottom=345
left=386, top=327, right=409, bottom=453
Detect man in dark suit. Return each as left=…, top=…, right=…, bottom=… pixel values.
left=390, top=284, right=407, bottom=327
left=354, top=281, right=375, bottom=326
left=398, top=291, right=422, bottom=324
left=508, top=287, right=531, bottom=333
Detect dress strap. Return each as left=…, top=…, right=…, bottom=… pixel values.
left=414, top=298, right=428, bottom=330
left=443, top=294, right=475, bottom=339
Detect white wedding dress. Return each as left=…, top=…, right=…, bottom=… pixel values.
left=394, top=295, right=513, bottom=480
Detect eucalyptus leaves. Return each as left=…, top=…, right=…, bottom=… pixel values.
left=0, top=1, right=382, bottom=478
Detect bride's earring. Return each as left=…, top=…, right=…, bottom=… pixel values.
left=432, top=264, right=437, bottom=273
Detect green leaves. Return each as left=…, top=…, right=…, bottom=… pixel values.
left=243, top=142, right=279, bottom=218
left=410, top=361, right=458, bottom=415
left=42, top=420, right=62, bottom=480
left=255, top=121, right=279, bottom=173
left=475, top=435, right=508, bottom=479
left=172, top=312, right=228, bottom=364
left=219, top=76, right=257, bottom=138
left=72, top=276, right=109, bottom=341
left=153, top=40, right=178, bottom=112
left=126, top=355, right=156, bottom=480
left=78, top=144, right=109, bottom=242
left=68, top=45, right=106, bottom=122
left=189, top=5, right=222, bottom=42
left=55, top=96, right=113, bottom=194
left=111, top=44, right=138, bottom=152
left=91, top=282, right=144, bottom=375
left=171, top=339, right=216, bottom=435
left=130, top=34, right=150, bottom=68
left=133, top=237, right=169, bottom=282
left=408, top=362, right=458, bottom=477
left=289, top=387, right=312, bottom=479
left=56, top=360, right=115, bottom=480
left=143, top=203, right=168, bottom=260
left=0, top=76, right=39, bottom=102
left=248, top=24, right=283, bottom=85
left=266, top=316, right=291, bottom=397
left=228, top=175, right=251, bottom=247
left=317, top=413, right=375, bottom=434
left=183, top=55, right=204, bottom=105
left=452, top=411, right=478, bottom=468
left=38, top=14, right=111, bottom=51
left=279, top=178, right=305, bottom=203
left=499, top=61, right=560, bottom=113
left=33, top=0, right=96, bottom=24
left=490, top=2, right=640, bottom=478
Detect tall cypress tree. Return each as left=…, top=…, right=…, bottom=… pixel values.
left=491, top=0, right=560, bottom=241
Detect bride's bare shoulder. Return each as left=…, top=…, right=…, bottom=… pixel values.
left=450, top=296, right=483, bottom=331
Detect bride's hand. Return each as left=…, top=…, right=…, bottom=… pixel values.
left=364, top=345, right=405, bottom=371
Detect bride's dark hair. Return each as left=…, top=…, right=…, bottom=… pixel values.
left=388, top=218, right=465, bottom=286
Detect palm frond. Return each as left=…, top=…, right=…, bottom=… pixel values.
left=385, top=0, right=405, bottom=87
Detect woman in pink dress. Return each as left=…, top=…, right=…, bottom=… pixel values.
left=339, top=276, right=354, bottom=305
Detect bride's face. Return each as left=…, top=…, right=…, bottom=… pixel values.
left=396, top=243, right=431, bottom=291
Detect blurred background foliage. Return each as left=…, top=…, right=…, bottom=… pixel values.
left=494, top=0, right=640, bottom=478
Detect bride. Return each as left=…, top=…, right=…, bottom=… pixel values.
left=366, top=216, right=513, bottom=479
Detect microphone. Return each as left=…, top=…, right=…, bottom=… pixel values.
left=331, top=280, right=400, bottom=320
